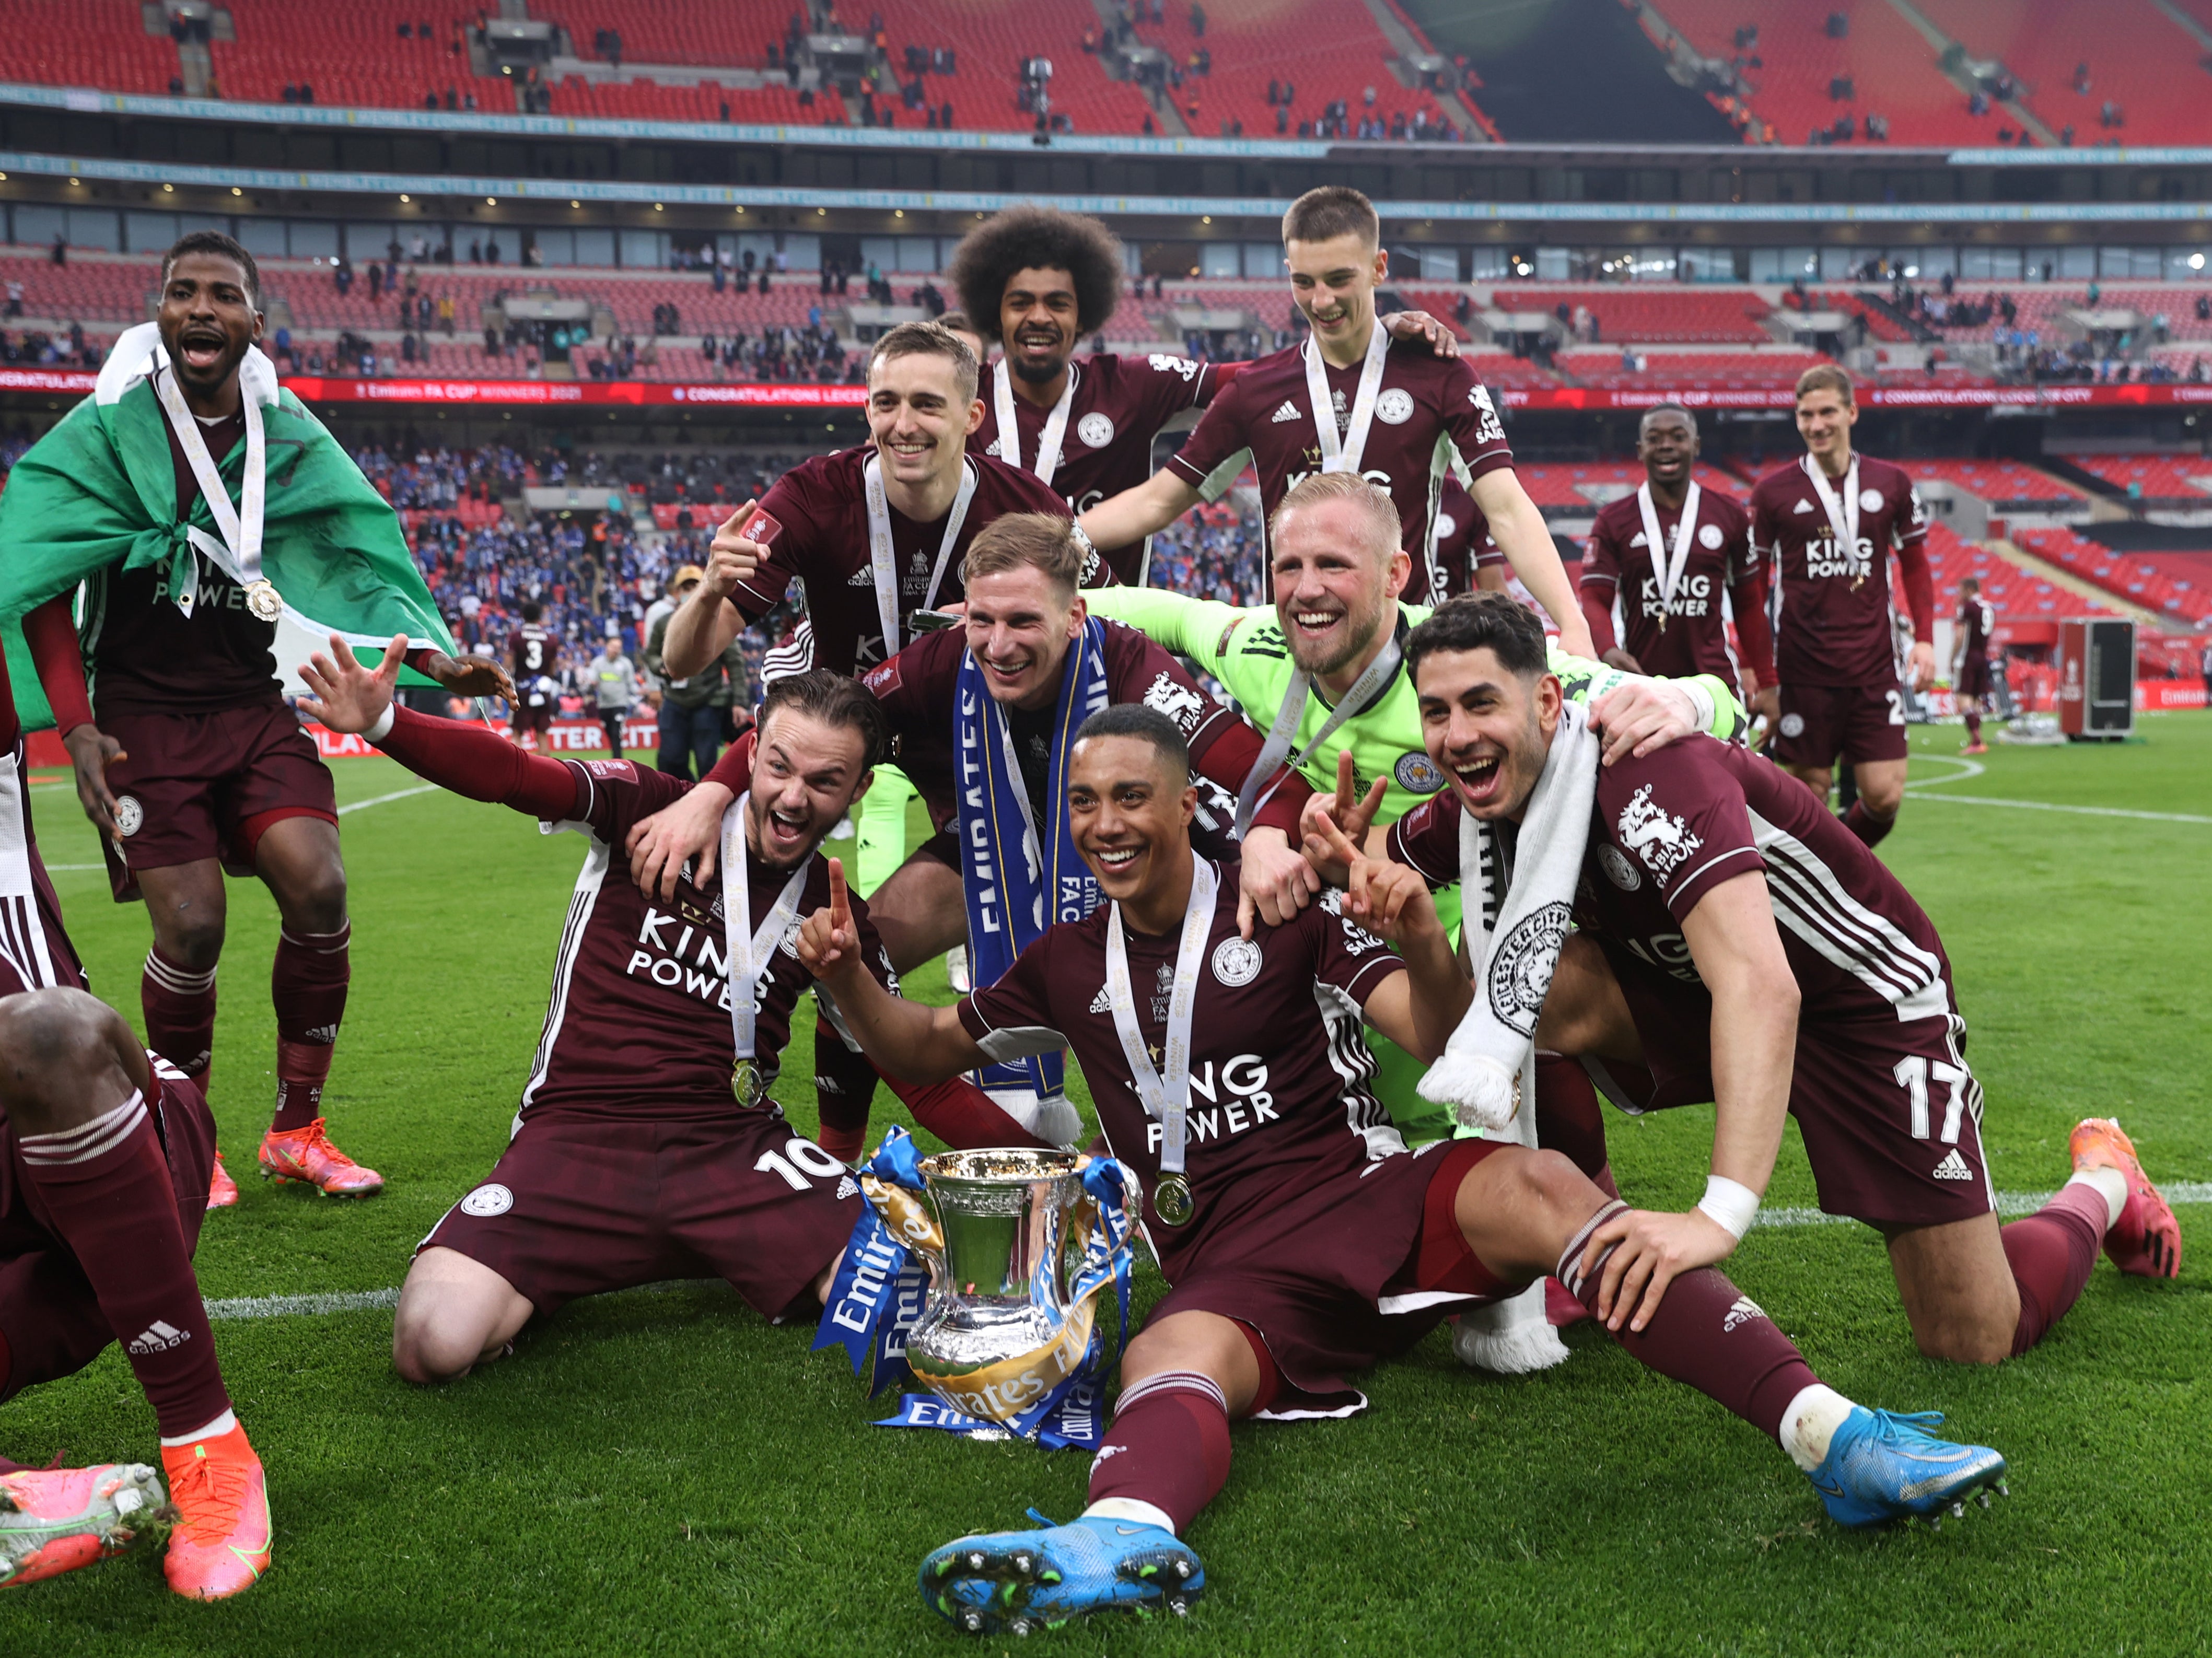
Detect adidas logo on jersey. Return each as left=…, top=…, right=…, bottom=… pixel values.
left=1932, top=1148, right=1974, bottom=1181
left=1088, top=985, right=1113, bottom=1014
left=835, top=1175, right=859, bottom=1201
left=127, top=1319, right=191, bottom=1356
left=1722, top=1295, right=1766, bottom=1333
left=1270, top=400, right=1302, bottom=424
left=846, top=567, right=876, bottom=586
left=1791, top=497, right=1814, bottom=514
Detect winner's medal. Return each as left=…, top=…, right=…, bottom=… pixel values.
left=722, top=792, right=813, bottom=1111
left=245, top=579, right=282, bottom=622
left=1802, top=453, right=1865, bottom=592
left=1104, top=860, right=1219, bottom=1232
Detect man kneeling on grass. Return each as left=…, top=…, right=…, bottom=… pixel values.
left=298, top=639, right=1046, bottom=1384
left=795, top=703, right=2005, bottom=1639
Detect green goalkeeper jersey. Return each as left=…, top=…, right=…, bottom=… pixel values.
left=1085, top=584, right=1749, bottom=1141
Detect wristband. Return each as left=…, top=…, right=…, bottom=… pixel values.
left=1695, top=1174, right=1759, bottom=1241
left=363, top=702, right=397, bottom=744
left=1681, top=679, right=1716, bottom=736
left=1069, top=521, right=1099, bottom=568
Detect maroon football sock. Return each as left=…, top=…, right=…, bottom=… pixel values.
left=141, top=947, right=217, bottom=1088
left=812, top=1014, right=879, bottom=1163
left=1087, top=1370, right=1232, bottom=1533
left=15, top=1093, right=229, bottom=1439
left=1557, top=1200, right=1818, bottom=1442
left=271, top=921, right=351, bottom=1132
left=882, top=1073, right=1052, bottom=1152
left=1841, top=800, right=1895, bottom=848
left=1963, top=710, right=1982, bottom=743
left=2001, top=1183, right=2107, bottom=1358
left=1533, top=1054, right=1611, bottom=1183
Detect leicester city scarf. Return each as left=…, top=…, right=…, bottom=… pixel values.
left=0, top=323, right=454, bottom=729
left=954, top=614, right=1110, bottom=1142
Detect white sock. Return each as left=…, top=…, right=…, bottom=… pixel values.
left=1081, top=1498, right=1177, bottom=1535
left=159, top=1408, right=236, bottom=1449
left=1778, top=1384, right=1856, bottom=1474
left=2066, top=1166, right=2128, bottom=1232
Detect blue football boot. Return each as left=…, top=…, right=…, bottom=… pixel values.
left=919, top=1510, right=1205, bottom=1636
left=1808, top=1407, right=2009, bottom=1528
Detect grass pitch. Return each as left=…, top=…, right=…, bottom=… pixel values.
left=2, top=718, right=2208, bottom=1655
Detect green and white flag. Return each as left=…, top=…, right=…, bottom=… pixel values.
left=0, top=323, right=455, bottom=730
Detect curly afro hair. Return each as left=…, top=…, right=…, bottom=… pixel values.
left=949, top=207, right=1125, bottom=342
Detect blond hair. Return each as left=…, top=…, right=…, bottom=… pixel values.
left=961, top=511, right=1087, bottom=597
left=1269, top=471, right=1402, bottom=563
left=1795, top=362, right=1855, bottom=405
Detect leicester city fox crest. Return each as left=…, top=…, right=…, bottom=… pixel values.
left=1487, top=902, right=1572, bottom=1035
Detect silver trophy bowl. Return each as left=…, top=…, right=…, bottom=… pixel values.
left=903, top=1148, right=1093, bottom=1418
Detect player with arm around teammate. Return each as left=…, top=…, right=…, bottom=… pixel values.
left=296, top=644, right=1046, bottom=1386
left=1374, top=593, right=2179, bottom=1372
left=802, top=705, right=2006, bottom=1637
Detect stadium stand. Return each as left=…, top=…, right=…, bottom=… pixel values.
left=1648, top=0, right=2014, bottom=146
left=1912, top=0, right=2210, bottom=147
left=1516, top=459, right=1743, bottom=509
left=544, top=77, right=847, bottom=124
left=2012, top=523, right=2212, bottom=624
left=0, top=0, right=180, bottom=95
left=1555, top=346, right=1821, bottom=389
left=1497, top=286, right=1774, bottom=343
left=2060, top=453, right=2212, bottom=505
left=1811, top=290, right=1914, bottom=343
left=208, top=2, right=509, bottom=110
left=1923, top=520, right=2118, bottom=625
left=1905, top=458, right=2088, bottom=509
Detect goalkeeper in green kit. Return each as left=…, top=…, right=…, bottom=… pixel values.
left=1084, top=471, right=1745, bottom=1361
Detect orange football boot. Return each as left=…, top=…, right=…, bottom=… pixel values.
left=159, top=1423, right=270, bottom=1600
left=206, top=1150, right=240, bottom=1209
left=258, top=1118, right=383, bottom=1196
left=0, top=1462, right=169, bottom=1588
left=2070, top=1118, right=2182, bottom=1279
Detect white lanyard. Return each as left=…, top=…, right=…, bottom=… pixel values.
left=1103, top=859, right=1218, bottom=1177
left=863, top=452, right=978, bottom=660
left=153, top=366, right=271, bottom=614
left=1802, top=452, right=1861, bottom=580
left=720, top=792, right=814, bottom=1062
left=1233, top=632, right=1402, bottom=839
left=992, top=358, right=1075, bottom=488
left=1634, top=478, right=1702, bottom=632
left=1302, top=319, right=1391, bottom=475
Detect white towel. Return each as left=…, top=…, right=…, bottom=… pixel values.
left=1425, top=702, right=1597, bottom=1377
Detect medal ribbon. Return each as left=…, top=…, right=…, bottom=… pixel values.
left=864, top=452, right=979, bottom=661
left=1233, top=633, right=1402, bottom=839
left=721, top=792, right=816, bottom=1067
left=153, top=363, right=268, bottom=612
left=1103, top=859, right=1218, bottom=1181
left=1633, top=478, right=1703, bottom=630
left=1302, top=319, right=1391, bottom=475
left=992, top=358, right=1076, bottom=488
left=1800, top=452, right=1861, bottom=585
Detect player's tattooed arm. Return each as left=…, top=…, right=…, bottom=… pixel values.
left=1580, top=871, right=1795, bottom=1335
left=798, top=860, right=985, bottom=1082
left=1378, top=310, right=1462, bottom=358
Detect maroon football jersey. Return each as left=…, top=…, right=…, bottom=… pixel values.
left=519, top=757, right=897, bottom=1123
left=731, top=447, right=1081, bottom=676
left=1749, top=454, right=1928, bottom=688
left=957, top=858, right=1408, bottom=1278
left=1415, top=475, right=1502, bottom=607
left=976, top=352, right=1219, bottom=581
left=1580, top=487, right=1757, bottom=681
left=856, top=618, right=1268, bottom=830
left=85, top=402, right=286, bottom=717
left=1958, top=593, right=1995, bottom=661
left=1166, top=334, right=1514, bottom=571
left=1390, top=737, right=1955, bottom=1029
left=510, top=625, right=556, bottom=679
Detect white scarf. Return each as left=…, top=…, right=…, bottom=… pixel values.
left=992, top=358, right=1075, bottom=487
left=1633, top=479, right=1702, bottom=632
left=1302, top=318, right=1391, bottom=475
left=1427, top=704, right=1597, bottom=1377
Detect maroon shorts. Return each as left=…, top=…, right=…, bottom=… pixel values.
left=1604, top=957, right=1995, bottom=1230
left=1146, top=1137, right=1512, bottom=1416
left=1955, top=657, right=1993, bottom=702
left=511, top=701, right=555, bottom=737
left=418, top=1108, right=862, bottom=1322
left=0, top=744, right=86, bottom=996
left=1770, top=680, right=1910, bottom=770
left=0, top=1066, right=215, bottom=1399
left=99, top=703, right=337, bottom=901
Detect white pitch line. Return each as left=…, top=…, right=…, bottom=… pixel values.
left=1901, top=792, right=2212, bottom=825
left=336, top=784, right=439, bottom=815
left=199, top=1187, right=2212, bottom=1321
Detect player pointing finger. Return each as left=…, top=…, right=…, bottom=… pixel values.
left=797, top=857, right=861, bottom=984
left=701, top=498, right=772, bottom=600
